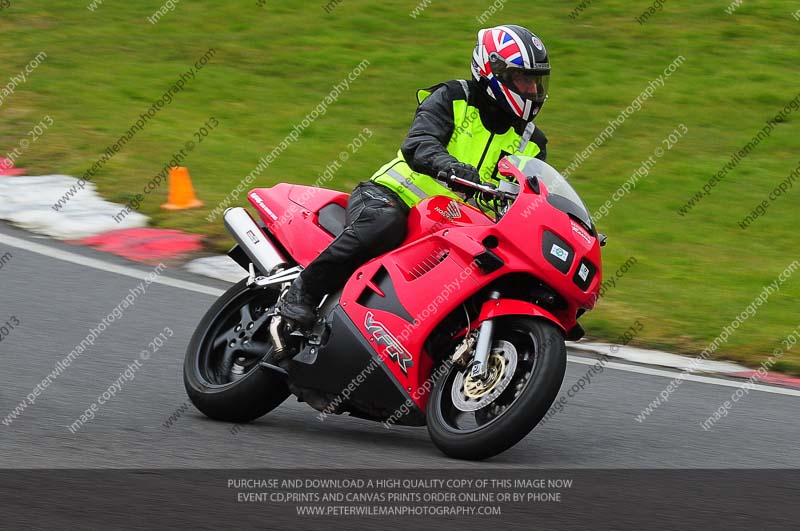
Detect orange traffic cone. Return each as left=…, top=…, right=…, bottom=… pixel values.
left=161, top=166, right=203, bottom=210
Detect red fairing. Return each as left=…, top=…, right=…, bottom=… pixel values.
left=245, top=157, right=602, bottom=413
left=337, top=161, right=601, bottom=410
left=476, top=298, right=565, bottom=332
left=489, top=158, right=603, bottom=321
left=341, top=233, right=485, bottom=410
left=248, top=184, right=348, bottom=267
left=404, top=196, right=494, bottom=244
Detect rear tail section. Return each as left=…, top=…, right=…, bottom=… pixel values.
left=247, top=184, right=349, bottom=267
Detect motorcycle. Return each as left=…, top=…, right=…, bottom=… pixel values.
left=183, top=155, right=603, bottom=460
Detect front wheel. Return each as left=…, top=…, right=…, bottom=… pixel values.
left=183, top=278, right=290, bottom=423
left=427, top=317, right=566, bottom=460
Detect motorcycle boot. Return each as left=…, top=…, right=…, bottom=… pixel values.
left=279, top=276, right=320, bottom=330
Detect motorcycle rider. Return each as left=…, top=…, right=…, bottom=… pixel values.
left=281, top=25, right=551, bottom=328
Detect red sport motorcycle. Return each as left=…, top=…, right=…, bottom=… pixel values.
left=184, top=155, right=604, bottom=460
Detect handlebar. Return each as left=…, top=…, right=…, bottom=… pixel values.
left=435, top=171, right=517, bottom=200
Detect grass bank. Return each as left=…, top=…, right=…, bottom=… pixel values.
left=1, top=1, right=799, bottom=372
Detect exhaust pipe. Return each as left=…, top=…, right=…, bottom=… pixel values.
left=223, top=207, right=287, bottom=275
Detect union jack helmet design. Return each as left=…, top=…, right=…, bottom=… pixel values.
left=471, top=25, right=550, bottom=122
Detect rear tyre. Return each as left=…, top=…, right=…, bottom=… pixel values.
left=427, top=317, right=566, bottom=460
left=183, top=279, right=290, bottom=423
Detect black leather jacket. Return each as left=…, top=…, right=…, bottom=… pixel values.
left=400, top=79, right=548, bottom=177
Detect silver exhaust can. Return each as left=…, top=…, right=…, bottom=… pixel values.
left=223, top=207, right=287, bottom=274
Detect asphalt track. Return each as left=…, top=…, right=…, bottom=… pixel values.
left=2, top=221, right=800, bottom=529
left=1, top=221, right=798, bottom=471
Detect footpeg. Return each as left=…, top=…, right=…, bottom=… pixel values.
left=259, top=360, right=289, bottom=377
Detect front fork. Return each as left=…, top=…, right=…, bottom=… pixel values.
left=458, top=290, right=501, bottom=380
left=452, top=295, right=566, bottom=377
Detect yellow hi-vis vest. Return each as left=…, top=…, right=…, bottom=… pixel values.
left=371, top=80, right=542, bottom=209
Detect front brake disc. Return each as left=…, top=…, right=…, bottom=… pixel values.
left=451, top=340, right=518, bottom=412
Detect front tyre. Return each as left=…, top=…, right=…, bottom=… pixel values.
left=183, top=278, right=290, bottom=423
left=427, top=317, right=566, bottom=460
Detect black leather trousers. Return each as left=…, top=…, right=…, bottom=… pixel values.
left=298, top=181, right=409, bottom=300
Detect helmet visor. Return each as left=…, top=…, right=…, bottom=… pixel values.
left=496, top=68, right=549, bottom=103
left=489, top=53, right=550, bottom=103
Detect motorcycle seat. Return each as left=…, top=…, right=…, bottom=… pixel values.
left=318, top=202, right=346, bottom=237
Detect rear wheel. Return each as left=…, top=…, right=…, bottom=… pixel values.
left=427, top=317, right=566, bottom=460
left=183, top=279, right=290, bottom=423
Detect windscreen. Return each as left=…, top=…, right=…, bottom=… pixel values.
left=506, top=156, right=595, bottom=232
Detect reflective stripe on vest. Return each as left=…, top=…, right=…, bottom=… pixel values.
left=372, top=157, right=461, bottom=208
left=384, top=168, right=428, bottom=201
left=372, top=82, right=541, bottom=208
